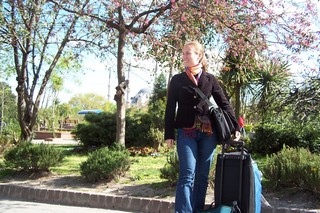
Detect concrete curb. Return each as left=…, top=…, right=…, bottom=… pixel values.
left=0, top=184, right=319, bottom=213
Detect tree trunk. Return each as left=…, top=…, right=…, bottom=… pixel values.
left=15, top=46, right=33, bottom=142
left=234, top=82, right=241, bottom=119
left=115, top=30, right=127, bottom=146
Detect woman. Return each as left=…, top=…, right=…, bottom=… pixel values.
left=164, top=41, right=240, bottom=213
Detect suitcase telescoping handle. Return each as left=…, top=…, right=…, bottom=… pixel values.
left=219, top=141, right=245, bottom=209
left=221, top=140, right=245, bottom=157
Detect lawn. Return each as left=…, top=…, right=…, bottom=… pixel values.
left=49, top=145, right=169, bottom=187
left=0, top=144, right=265, bottom=186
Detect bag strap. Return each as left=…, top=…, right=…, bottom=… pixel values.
left=188, top=86, right=219, bottom=109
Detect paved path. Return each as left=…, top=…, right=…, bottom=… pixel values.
left=0, top=199, right=136, bottom=213
left=32, top=138, right=79, bottom=145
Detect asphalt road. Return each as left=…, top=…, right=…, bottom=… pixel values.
left=0, top=199, right=139, bottom=213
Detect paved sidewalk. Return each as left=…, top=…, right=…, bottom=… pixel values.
left=1, top=184, right=320, bottom=213
left=0, top=184, right=173, bottom=213
left=0, top=199, right=134, bottom=213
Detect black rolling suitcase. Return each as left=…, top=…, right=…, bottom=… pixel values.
left=198, top=141, right=262, bottom=213
left=213, top=141, right=261, bottom=213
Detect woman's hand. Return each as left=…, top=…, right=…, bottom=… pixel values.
left=166, top=139, right=175, bottom=148
left=233, top=131, right=241, bottom=141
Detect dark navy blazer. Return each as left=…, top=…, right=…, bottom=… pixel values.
left=164, top=71, right=239, bottom=140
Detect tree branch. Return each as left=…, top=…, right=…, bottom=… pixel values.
left=128, top=2, right=173, bottom=34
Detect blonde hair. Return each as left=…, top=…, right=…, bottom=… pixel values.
left=184, top=41, right=208, bottom=71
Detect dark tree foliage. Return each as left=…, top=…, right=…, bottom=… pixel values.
left=285, top=73, right=320, bottom=121
left=147, top=72, right=167, bottom=131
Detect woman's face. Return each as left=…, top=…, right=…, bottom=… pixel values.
left=182, top=45, right=201, bottom=67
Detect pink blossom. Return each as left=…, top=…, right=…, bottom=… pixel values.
left=241, top=0, right=248, bottom=6
left=181, top=15, right=186, bottom=22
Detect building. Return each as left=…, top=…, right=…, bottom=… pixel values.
left=130, top=88, right=152, bottom=107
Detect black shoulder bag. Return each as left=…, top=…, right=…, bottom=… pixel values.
left=191, top=87, right=236, bottom=143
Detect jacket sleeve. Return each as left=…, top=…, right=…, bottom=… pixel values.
left=211, top=76, right=240, bottom=132
left=164, top=76, right=178, bottom=140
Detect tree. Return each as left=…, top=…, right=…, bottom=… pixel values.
left=284, top=69, right=320, bottom=121
left=199, top=1, right=318, bottom=118
left=68, top=93, right=108, bottom=112
left=40, top=52, right=82, bottom=109
left=48, top=0, right=175, bottom=145
left=145, top=1, right=319, bottom=120
left=251, top=59, right=291, bottom=123
left=0, top=0, right=91, bottom=141
left=148, top=72, right=167, bottom=131
left=220, top=51, right=258, bottom=117
left=0, top=81, right=18, bottom=137
left=2, top=0, right=318, bottom=144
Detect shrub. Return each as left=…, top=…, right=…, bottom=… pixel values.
left=296, top=123, right=320, bottom=153
left=80, top=144, right=130, bottom=183
left=0, top=135, right=14, bottom=155
left=3, top=142, right=64, bottom=172
left=125, top=109, right=152, bottom=147
left=160, top=149, right=179, bottom=185
left=251, top=121, right=320, bottom=155
left=72, top=112, right=117, bottom=148
left=148, top=128, right=164, bottom=151
left=250, top=124, right=297, bottom=155
left=73, top=109, right=154, bottom=148
left=244, top=123, right=254, bottom=133
left=262, top=146, right=320, bottom=195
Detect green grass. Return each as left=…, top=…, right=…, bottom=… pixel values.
left=49, top=145, right=172, bottom=191
left=47, top=145, right=88, bottom=175
left=0, top=144, right=170, bottom=187
left=51, top=155, right=87, bottom=175
left=0, top=144, right=265, bottom=185
left=125, top=155, right=167, bottom=185
left=0, top=144, right=265, bottom=191
left=124, top=154, right=175, bottom=197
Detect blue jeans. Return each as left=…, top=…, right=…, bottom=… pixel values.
left=240, top=127, right=246, bottom=136
left=175, top=128, right=218, bottom=213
